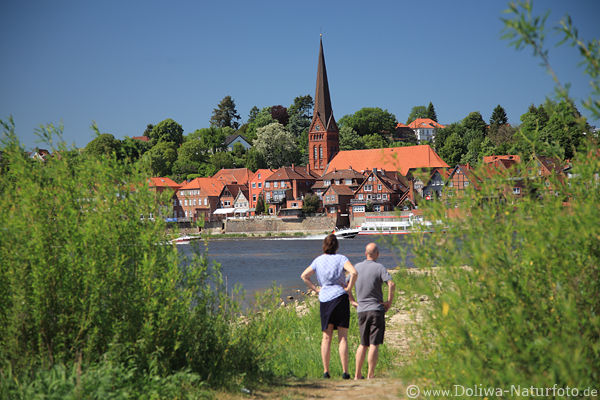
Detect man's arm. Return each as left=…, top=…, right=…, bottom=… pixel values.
left=382, top=280, right=395, bottom=312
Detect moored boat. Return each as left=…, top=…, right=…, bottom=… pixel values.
left=170, top=235, right=202, bottom=245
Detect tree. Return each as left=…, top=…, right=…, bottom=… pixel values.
left=255, top=194, right=266, bottom=215
left=142, top=141, right=178, bottom=176
left=149, top=118, right=184, bottom=147
left=247, top=106, right=260, bottom=124
left=245, top=107, right=275, bottom=143
left=287, top=95, right=313, bottom=138
left=85, top=133, right=121, bottom=158
left=438, top=131, right=466, bottom=167
left=362, top=133, right=388, bottom=149
left=270, top=105, right=289, bottom=126
left=338, top=107, right=397, bottom=137
left=406, top=105, right=428, bottom=123
left=253, top=123, right=298, bottom=169
left=244, top=148, right=267, bottom=171
left=143, top=123, right=154, bottom=137
left=120, top=136, right=150, bottom=162
left=302, top=193, right=320, bottom=214
left=339, top=125, right=364, bottom=150
left=540, top=100, right=586, bottom=159
left=210, top=96, right=241, bottom=129
left=192, top=127, right=227, bottom=154
left=490, top=104, right=508, bottom=127
left=209, top=151, right=234, bottom=170
left=426, top=102, right=438, bottom=122
left=172, top=139, right=206, bottom=179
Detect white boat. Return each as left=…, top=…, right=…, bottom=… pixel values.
left=357, top=215, right=434, bottom=235
left=170, top=235, right=202, bottom=245
left=333, top=227, right=361, bottom=239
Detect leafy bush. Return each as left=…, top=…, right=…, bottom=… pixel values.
left=0, top=121, right=261, bottom=389
left=398, top=143, right=600, bottom=392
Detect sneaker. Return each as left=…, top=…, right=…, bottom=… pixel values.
left=342, top=372, right=350, bottom=380
left=323, top=372, right=331, bottom=379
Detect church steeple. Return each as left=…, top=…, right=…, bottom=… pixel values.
left=314, top=37, right=337, bottom=132
left=309, top=36, right=339, bottom=174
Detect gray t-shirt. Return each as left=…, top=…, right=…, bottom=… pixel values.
left=354, top=259, right=392, bottom=313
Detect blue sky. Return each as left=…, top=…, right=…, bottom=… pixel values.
left=1, top=0, right=598, bottom=150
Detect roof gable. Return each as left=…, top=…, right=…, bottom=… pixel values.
left=180, top=177, right=224, bottom=196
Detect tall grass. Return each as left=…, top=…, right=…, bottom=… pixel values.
left=396, top=144, right=600, bottom=393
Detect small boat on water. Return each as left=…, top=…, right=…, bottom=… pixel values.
left=333, top=227, right=361, bottom=239
left=334, top=214, right=436, bottom=237
left=170, top=235, right=202, bottom=245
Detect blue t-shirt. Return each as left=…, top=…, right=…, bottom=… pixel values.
left=310, top=253, right=349, bottom=302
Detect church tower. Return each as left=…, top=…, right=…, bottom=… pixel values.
left=308, top=36, right=339, bottom=174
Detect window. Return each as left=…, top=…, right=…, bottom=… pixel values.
left=378, top=184, right=382, bottom=191
left=364, top=185, right=372, bottom=191
left=335, top=180, right=340, bottom=185
left=373, top=205, right=381, bottom=212
left=258, top=173, right=261, bottom=179
left=319, top=145, right=323, bottom=159
left=224, top=201, right=230, bottom=206
left=184, top=199, right=188, bottom=206
left=204, top=198, right=208, bottom=206
left=368, top=176, right=373, bottom=181
left=464, top=181, right=470, bottom=187
left=193, top=199, right=196, bottom=206
left=353, top=205, right=365, bottom=213
left=376, top=194, right=381, bottom=199
left=292, top=202, right=297, bottom=208
left=253, top=194, right=257, bottom=201
left=345, top=179, right=352, bottom=185
left=513, top=187, right=521, bottom=195
left=329, top=207, right=336, bottom=213
left=252, top=183, right=256, bottom=188
left=324, top=180, right=331, bottom=186
left=274, top=182, right=278, bottom=188
left=313, top=146, right=317, bottom=160
left=265, top=182, right=270, bottom=188
left=258, top=182, right=262, bottom=188
left=382, top=194, right=387, bottom=200
left=358, top=194, right=364, bottom=200
left=367, top=194, right=372, bottom=200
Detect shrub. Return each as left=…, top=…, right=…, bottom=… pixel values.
left=397, top=143, right=600, bottom=392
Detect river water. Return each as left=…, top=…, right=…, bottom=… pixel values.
left=179, top=235, right=414, bottom=304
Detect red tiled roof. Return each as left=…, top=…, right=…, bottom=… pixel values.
left=325, top=184, right=355, bottom=196
left=212, top=168, right=253, bottom=185
left=407, top=118, right=445, bottom=130
left=132, top=136, right=150, bottom=142
left=148, top=177, right=180, bottom=188
left=324, top=145, right=449, bottom=176
left=395, top=123, right=410, bottom=128
left=180, top=177, right=224, bottom=196
left=266, top=166, right=316, bottom=182
left=251, top=169, right=275, bottom=181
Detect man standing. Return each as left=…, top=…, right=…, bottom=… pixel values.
left=352, top=242, right=395, bottom=380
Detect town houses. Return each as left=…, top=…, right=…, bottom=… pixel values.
left=146, top=38, right=572, bottom=228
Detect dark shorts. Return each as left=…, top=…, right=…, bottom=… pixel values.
left=320, top=293, right=350, bottom=331
left=358, top=310, right=385, bottom=346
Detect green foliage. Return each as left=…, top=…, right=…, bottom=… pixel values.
left=301, top=193, right=320, bottom=214
left=490, top=104, right=508, bottom=126
left=209, top=151, right=234, bottom=170
left=362, top=133, right=389, bottom=149
left=172, top=139, right=206, bottom=179
left=85, top=133, right=121, bottom=158
left=149, top=118, right=184, bottom=147
left=0, top=123, right=267, bottom=390
left=141, top=140, right=178, bottom=176
left=338, top=107, right=397, bottom=137
left=339, top=125, right=364, bottom=150
left=406, top=105, right=428, bottom=123
left=399, top=143, right=600, bottom=391
left=426, top=102, right=438, bottom=122
left=253, top=123, right=298, bottom=169
left=120, top=136, right=150, bottom=162
left=244, top=107, right=275, bottom=143
left=210, top=96, right=240, bottom=129
left=247, top=106, right=260, bottom=124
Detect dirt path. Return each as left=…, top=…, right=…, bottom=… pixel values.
left=226, top=286, right=430, bottom=400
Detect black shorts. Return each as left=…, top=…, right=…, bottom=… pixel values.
left=358, top=310, right=385, bottom=346
left=320, top=293, right=350, bottom=331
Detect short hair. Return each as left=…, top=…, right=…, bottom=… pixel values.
left=322, top=234, right=339, bottom=254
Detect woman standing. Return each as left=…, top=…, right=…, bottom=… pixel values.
left=301, top=234, right=358, bottom=379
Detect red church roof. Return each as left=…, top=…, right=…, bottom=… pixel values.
left=324, top=145, right=449, bottom=176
